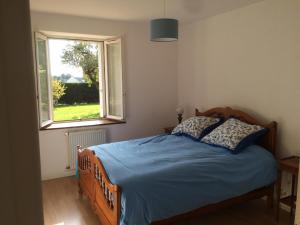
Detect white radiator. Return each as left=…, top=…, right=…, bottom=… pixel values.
left=66, top=128, right=107, bottom=170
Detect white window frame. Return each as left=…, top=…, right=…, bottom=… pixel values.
left=34, top=32, right=125, bottom=128
left=34, top=32, right=53, bottom=128
left=98, top=41, right=106, bottom=118
left=104, top=38, right=125, bottom=120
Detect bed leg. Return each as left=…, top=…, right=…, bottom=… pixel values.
left=267, top=186, right=274, bottom=209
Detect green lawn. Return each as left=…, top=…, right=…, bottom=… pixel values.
left=54, top=103, right=100, bottom=121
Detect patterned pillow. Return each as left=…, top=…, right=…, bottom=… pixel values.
left=201, top=118, right=268, bottom=153
left=172, top=116, right=221, bottom=139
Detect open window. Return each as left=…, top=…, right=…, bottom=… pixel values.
left=35, top=33, right=53, bottom=127
left=104, top=39, right=124, bottom=120
left=34, top=32, right=125, bottom=129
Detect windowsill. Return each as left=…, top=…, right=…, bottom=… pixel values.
left=40, top=118, right=126, bottom=130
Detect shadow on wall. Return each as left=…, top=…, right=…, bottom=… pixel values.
left=181, top=0, right=203, bottom=14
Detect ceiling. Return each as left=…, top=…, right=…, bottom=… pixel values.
left=30, top=0, right=264, bottom=23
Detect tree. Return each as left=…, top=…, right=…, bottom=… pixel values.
left=52, top=80, right=66, bottom=105
left=61, top=42, right=99, bottom=89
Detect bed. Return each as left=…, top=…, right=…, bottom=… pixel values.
left=77, top=107, right=277, bottom=225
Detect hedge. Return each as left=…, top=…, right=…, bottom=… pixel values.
left=58, top=83, right=99, bottom=105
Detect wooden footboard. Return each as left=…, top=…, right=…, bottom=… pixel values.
left=77, top=147, right=95, bottom=202
left=77, top=146, right=121, bottom=225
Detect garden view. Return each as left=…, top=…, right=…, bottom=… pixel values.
left=49, top=39, right=100, bottom=122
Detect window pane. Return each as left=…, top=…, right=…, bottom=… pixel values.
left=37, top=38, right=51, bottom=124
left=48, top=39, right=101, bottom=122
left=106, top=41, right=123, bottom=118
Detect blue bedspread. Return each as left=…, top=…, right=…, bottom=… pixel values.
left=90, top=134, right=277, bottom=225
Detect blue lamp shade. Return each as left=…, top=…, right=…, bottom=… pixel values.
left=150, top=18, right=178, bottom=42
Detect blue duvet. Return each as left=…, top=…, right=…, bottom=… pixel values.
left=90, top=134, right=277, bottom=225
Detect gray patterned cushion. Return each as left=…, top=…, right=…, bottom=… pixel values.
left=172, top=116, right=221, bottom=139
left=201, top=118, right=267, bottom=152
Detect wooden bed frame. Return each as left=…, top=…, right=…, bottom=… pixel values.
left=77, top=107, right=277, bottom=225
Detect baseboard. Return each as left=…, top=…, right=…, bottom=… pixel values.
left=280, top=203, right=291, bottom=212
left=262, top=196, right=290, bottom=212
left=42, top=169, right=76, bottom=181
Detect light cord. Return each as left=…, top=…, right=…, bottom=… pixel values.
left=164, top=0, right=166, bottom=17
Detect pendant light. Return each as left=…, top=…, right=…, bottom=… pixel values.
left=150, top=0, right=178, bottom=42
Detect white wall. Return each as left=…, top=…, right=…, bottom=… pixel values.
left=178, top=0, right=300, bottom=157
left=31, top=12, right=178, bottom=180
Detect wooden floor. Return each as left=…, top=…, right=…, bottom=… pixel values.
left=43, top=177, right=291, bottom=225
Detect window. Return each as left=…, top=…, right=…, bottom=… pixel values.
left=34, top=32, right=125, bottom=128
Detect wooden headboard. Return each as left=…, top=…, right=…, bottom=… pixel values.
left=195, top=107, right=277, bottom=156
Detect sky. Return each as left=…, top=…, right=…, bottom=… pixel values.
left=48, top=39, right=83, bottom=78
